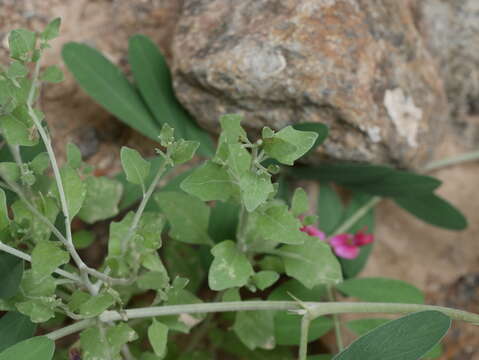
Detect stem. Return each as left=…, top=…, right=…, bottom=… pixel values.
left=121, top=161, right=168, bottom=254
left=331, top=196, right=381, bottom=236
left=423, top=150, right=479, bottom=172
left=236, top=204, right=249, bottom=252
left=327, top=286, right=344, bottom=352
left=0, top=241, right=80, bottom=282
left=299, top=314, right=312, bottom=360
left=46, top=300, right=479, bottom=341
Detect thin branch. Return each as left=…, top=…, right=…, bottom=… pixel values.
left=423, top=150, right=479, bottom=172
left=299, top=314, right=312, bottom=360
left=327, top=285, right=344, bottom=352
left=331, top=196, right=381, bottom=236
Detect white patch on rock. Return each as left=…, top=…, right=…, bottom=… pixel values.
left=239, top=43, right=286, bottom=80
left=384, top=88, right=422, bottom=148
left=367, top=126, right=381, bottom=143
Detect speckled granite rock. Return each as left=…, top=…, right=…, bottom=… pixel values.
left=172, top=0, right=447, bottom=168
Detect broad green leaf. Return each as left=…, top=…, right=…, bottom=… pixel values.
left=337, top=277, right=424, bottom=304
left=31, top=241, right=69, bottom=279
left=0, top=312, right=36, bottom=352
left=275, top=313, right=333, bottom=346
left=264, top=126, right=317, bottom=165
left=8, top=29, right=35, bottom=60
left=121, top=147, right=150, bottom=189
left=41, top=18, right=61, bottom=41
left=346, top=318, right=390, bottom=336
left=338, top=193, right=375, bottom=279
left=333, top=311, right=451, bottom=360
left=291, top=187, right=309, bottom=217
left=15, top=298, right=58, bottom=323
left=318, top=184, right=343, bottom=235
left=148, top=320, right=169, bottom=358
left=180, top=161, right=234, bottom=202
left=66, top=143, right=82, bottom=169
left=281, top=238, right=342, bottom=288
left=227, top=143, right=251, bottom=176
left=219, top=114, right=248, bottom=144
left=252, top=271, right=279, bottom=291
left=0, top=253, right=23, bottom=299
left=19, top=271, right=56, bottom=298
left=57, top=165, right=86, bottom=219
left=138, top=270, right=169, bottom=291
left=170, top=140, right=199, bottom=165
left=233, top=307, right=275, bottom=350
left=0, top=336, right=54, bottom=360
left=72, top=230, right=95, bottom=249
left=255, top=203, right=309, bottom=245
left=208, top=240, right=254, bottom=291
left=80, top=327, right=110, bottom=360
left=29, top=153, right=49, bottom=175
left=239, top=172, right=274, bottom=212
left=39, top=66, right=64, bottom=83
left=0, top=114, right=37, bottom=146
left=106, top=212, right=134, bottom=275
left=12, top=197, right=58, bottom=242
left=156, top=191, right=212, bottom=245
left=79, top=292, right=115, bottom=317
left=394, top=193, right=467, bottom=230
left=268, top=279, right=327, bottom=302
left=107, top=323, right=138, bottom=355
left=78, top=176, right=123, bottom=223
left=0, top=163, right=20, bottom=183
left=292, top=122, right=329, bottom=152
left=0, top=189, right=9, bottom=230
left=67, top=290, right=91, bottom=313
left=7, top=62, right=28, bottom=78
left=62, top=43, right=160, bottom=141
left=128, top=35, right=214, bottom=156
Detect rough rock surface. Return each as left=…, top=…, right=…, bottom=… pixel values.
left=172, top=0, right=447, bottom=168
left=419, top=0, right=479, bottom=146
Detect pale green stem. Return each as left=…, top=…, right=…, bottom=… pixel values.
left=236, top=204, right=249, bottom=252
left=423, top=150, right=479, bottom=172
left=299, top=314, right=312, bottom=360
left=121, top=161, right=168, bottom=254
left=331, top=196, right=381, bottom=236
left=327, top=285, right=344, bottom=352
left=0, top=241, right=80, bottom=282
left=46, top=300, right=479, bottom=341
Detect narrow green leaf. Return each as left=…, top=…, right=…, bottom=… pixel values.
left=333, top=311, right=451, bottom=360
left=120, top=147, right=150, bottom=188
left=0, top=312, right=36, bottom=352
left=39, top=66, right=64, bottom=83
left=281, top=238, right=342, bottom=288
left=0, top=253, right=23, bottom=299
left=62, top=42, right=160, bottom=141
left=0, top=189, right=9, bottom=230
left=156, top=191, right=212, bottom=245
left=0, top=336, right=54, bottom=360
left=336, top=277, right=424, bottom=304
left=394, top=193, right=467, bottom=230
left=148, top=320, right=169, bottom=357
left=209, top=240, right=254, bottom=291
left=291, top=163, right=392, bottom=183
left=318, top=184, right=343, bottom=235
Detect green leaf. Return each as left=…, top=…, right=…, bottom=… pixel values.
left=67, top=290, right=91, bottom=313
left=31, top=241, right=69, bottom=279
left=281, top=238, right=342, bottom=288
left=227, top=143, right=251, bottom=176
left=80, top=327, right=110, bottom=360
left=394, top=193, right=467, bottom=230
left=333, top=311, right=451, bottom=360
left=79, top=292, right=115, bottom=317
left=346, top=318, right=390, bottom=336
left=291, top=187, right=309, bottom=217
left=107, top=323, right=138, bottom=355
left=170, top=140, right=199, bottom=165
left=66, top=143, right=82, bottom=169
left=0, top=114, right=37, bottom=147
left=208, top=201, right=239, bottom=243
left=8, top=29, right=35, bottom=60
left=138, top=270, right=169, bottom=291
left=148, top=320, right=169, bottom=358
left=219, top=114, right=248, bottom=144
left=180, top=161, right=234, bottom=202
left=233, top=307, right=275, bottom=350
left=15, top=298, right=58, bottom=323
left=318, top=184, right=343, bottom=235
left=239, top=172, right=274, bottom=212
left=62, top=42, right=160, bottom=141
left=255, top=203, right=309, bottom=245
left=121, top=147, right=150, bottom=189
left=252, top=271, right=279, bottom=291
left=0, top=163, right=20, bottom=183
left=128, top=35, right=214, bottom=156
left=275, top=313, right=332, bottom=346
left=7, top=62, right=28, bottom=78
left=209, top=240, right=254, bottom=291
left=337, top=277, right=424, bottom=304
left=19, top=271, right=56, bottom=298
left=39, top=66, right=64, bottom=83
left=156, top=191, right=212, bottom=245
left=268, top=279, right=327, bottom=301
left=292, top=122, right=329, bottom=151
left=78, top=176, right=123, bottom=223
left=0, top=253, right=23, bottom=299
left=264, top=126, right=318, bottom=165
left=0, top=336, right=54, bottom=360
left=0, top=312, right=36, bottom=352
left=29, top=153, right=49, bottom=175
left=41, top=18, right=61, bottom=41
left=57, top=165, right=86, bottom=219
left=0, top=189, right=9, bottom=230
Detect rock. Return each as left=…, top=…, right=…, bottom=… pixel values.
left=172, top=0, right=448, bottom=168
left=418, top=0, right=479, bottom=146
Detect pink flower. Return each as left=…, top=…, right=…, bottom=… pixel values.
left=300, top=225, right=374, bottom=260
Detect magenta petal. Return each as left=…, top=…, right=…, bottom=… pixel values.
left=300, top=225, right=326, bottom=240
left=329, top=234, right=351, bottom=247
left=354, top=232, right=374, bottom=246
left=333, top=243, right=360, bottom=259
